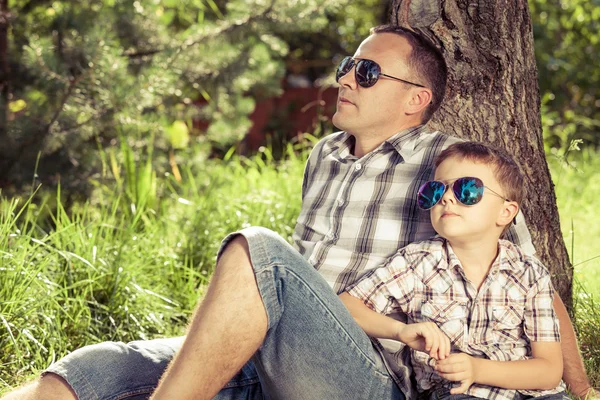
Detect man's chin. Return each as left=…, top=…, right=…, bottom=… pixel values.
left=332, top=113, right=352, bottom=132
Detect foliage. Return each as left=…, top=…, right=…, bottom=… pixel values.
left=0, top=0, right=347, bottom=191
left=531, top=0, right=600, bottom=151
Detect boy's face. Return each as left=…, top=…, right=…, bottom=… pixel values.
left=429, top=156, right=512, bottom=244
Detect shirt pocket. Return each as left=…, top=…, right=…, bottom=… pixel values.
left=421, top=300, right=467, bottom=347
left=492, top=304, right=525, bottom=343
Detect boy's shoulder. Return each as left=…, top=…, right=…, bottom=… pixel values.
left=395, top=236, right=447, bottom=271
left=497, top=239, right=552, bottom=283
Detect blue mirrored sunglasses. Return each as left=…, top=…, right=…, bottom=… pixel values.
left=417, top=176, right=509, bottom=210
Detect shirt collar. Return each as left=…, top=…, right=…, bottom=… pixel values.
left=496, top=240, right=523, bottom=273
left=438, top=237, right=519, bottom=274
left=441, top=238, right=463, bottom=271
left=329, top=125, right=432, bottom=160
left=384, top=124, right=432, bottom=160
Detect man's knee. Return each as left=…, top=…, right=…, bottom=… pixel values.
left=1, top=373, right=77, bottom=400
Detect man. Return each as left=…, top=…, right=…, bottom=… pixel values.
left=3, top=25, right=596, bottom=400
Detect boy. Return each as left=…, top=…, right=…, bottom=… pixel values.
left=340, top=142, right=567, bottom=399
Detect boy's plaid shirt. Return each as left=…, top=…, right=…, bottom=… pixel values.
left=348, top=237, right=565, bottom=399
left=291, top=126, right=536, bottom=397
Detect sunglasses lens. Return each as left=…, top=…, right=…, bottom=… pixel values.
left=355, top=59, right=380, bottom=88
left=417, top=181, right=446, bottom=210
left=452, top=177, right=484, bottom=206
left=336, top=57, right=354, bottom=82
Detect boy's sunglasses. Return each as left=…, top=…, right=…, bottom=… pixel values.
left=417, top=176, right=510, bottom=210
left=336, top=56, right=425, bottom=88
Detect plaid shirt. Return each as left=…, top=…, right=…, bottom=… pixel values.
left=349, top=237, right=566, bottom=400
left=291, top=125, right=535, bottom=397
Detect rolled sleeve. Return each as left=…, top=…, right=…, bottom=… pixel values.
left=347, top=253, right=416, bottom=315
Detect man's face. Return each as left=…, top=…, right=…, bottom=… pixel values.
left=429, top=157, right=509, bottom=244
left=332, top=33, right=421, bottom=139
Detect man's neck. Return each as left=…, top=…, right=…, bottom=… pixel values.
left=350, top=122, right=424, bottom=158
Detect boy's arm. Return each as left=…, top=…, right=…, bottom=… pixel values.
left=339, top=292, right=450, bottom=360
left=435, top=341, right=562, bottom=393
left=553, top=293, right=599, bottom=399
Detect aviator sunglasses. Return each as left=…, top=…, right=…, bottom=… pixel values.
left=417, top=177, right=510, bottom=210
left=336, top=56, right=426, bottom=88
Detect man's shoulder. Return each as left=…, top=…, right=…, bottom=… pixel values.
left=409, top=129, right=462, bottom=158
left=421, top=129, right=462, bottom=148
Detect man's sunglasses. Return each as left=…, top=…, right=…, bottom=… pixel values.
left=336, top=56, right=425, bottom=88
left=417, top=177, right=510, bottom=210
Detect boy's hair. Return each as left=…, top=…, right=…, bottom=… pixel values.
left=370, top=25, right=447, bottom=123
left=434, top=141, right=524, bottom=206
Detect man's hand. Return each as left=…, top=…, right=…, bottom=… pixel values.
left=396, top=322, right=451, bottom=360
left=434, top=353, right=478, bottom=394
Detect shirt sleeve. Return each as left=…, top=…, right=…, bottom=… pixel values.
left=524, top=263, right=561, bottom=342
left=504, top=210, right=536, bottom=256
left=347, top=250, right=417, bottom=315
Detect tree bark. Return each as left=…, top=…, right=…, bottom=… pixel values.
left=390, top=0, right=573, bottom=311
left=0, top=0, right=9, bottom=137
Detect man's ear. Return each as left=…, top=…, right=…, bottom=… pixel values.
left=405, top=88, right=433, bottom=116
left=497, top=201, right=519, bottom=228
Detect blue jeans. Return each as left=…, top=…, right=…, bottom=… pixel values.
left=45, top=227, right=405, bottom=400
left=425, top=384, right=570, bottom=400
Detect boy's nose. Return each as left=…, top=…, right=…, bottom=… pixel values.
left=440, top=185, right=456, bottom=205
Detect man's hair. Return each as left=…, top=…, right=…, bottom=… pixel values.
left=434, top=141, right=524, bottom=206
left=370, top=25, right=447, bottom=123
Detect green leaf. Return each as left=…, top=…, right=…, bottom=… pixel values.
left=8, top=100, right=27, bottom=113
left=166, top=120, right=190, bottom=149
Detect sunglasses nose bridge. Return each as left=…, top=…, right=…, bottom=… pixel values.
left=337, top=60, right=358, bottom=87
left=439, top=183, right=457, bottom=204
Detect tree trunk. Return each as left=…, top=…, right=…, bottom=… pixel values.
left=390, top=0, right=573, bottom=312
left=0, top=0, right=9, bottom=137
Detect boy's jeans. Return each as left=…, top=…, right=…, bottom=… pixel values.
left=45, top=227, right=405, bottom=400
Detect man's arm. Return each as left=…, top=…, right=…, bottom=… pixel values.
left=435, top=341, right=562, bottom=393
left=553, top=293, right=599, bottom=399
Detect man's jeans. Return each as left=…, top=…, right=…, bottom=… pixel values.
left=45, top=227, right=405, bottom=400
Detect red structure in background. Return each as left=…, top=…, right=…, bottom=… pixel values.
left=193, top=84, right=339, bottom=153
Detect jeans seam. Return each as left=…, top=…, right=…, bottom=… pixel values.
left=114, top=386, right=155, bottom=400
left=44, top=366, right=100, bottom=400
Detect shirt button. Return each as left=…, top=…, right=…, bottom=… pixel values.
left=355, top=163, right=362, bottom=171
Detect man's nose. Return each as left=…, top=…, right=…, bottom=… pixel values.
left=337, top=65, right=358, bottom=89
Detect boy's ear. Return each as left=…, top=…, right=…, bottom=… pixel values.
left=405, top=88, right=433, bottom=117
left=497, top=201, right=519, bottom=228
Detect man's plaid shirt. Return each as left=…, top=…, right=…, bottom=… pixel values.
left=291, top=125, right=535, bottom=397
left=348, top=237, right=565, bottom=399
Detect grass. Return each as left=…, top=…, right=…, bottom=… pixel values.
left=0, top=141, right=598, bottom=393
left=548, top=147, right=600, bottom=388
left=0, top=143, right=307, bottom=391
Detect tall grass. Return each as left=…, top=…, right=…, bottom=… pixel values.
left=0, top=143, right=308, bottom=390
left=548, top=146, right=600, bottom=387
left=0, top=140, right=599, bottom=392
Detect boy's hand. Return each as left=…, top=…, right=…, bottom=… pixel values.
left=434, top=353, right=478, bottom=394
left=396, top=322, right=451, bottom=360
